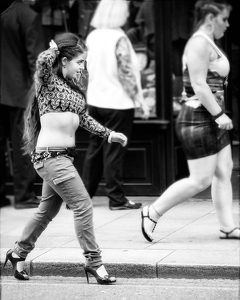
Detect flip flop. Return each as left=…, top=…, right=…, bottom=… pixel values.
left=219, top=227, right=240, bottom=239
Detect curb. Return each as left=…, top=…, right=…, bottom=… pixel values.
left=2, top=261, right=239, bottom=280
left=157, top=263, right=240, bottom=279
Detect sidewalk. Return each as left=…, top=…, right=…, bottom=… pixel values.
left=1, top=196, right=239, bottom=280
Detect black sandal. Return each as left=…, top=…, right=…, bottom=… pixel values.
left=84, top=265, right=116, bottom=285
left=219, top=227, right=240, bottom=239
left=141, top=206, right=157, bottom=242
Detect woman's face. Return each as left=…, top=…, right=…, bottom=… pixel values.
left=213, top=8, right=230, bottom=39
left=63, top=51, right=88, bottom=80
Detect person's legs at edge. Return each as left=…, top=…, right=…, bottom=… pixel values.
left=103, top=140, right=126, bottom=207
left=82, top=106, right=104, bottom=198
left=211, top=145, right=240, bottom=238
left=0, top=105, right=10, bottom=205
left=142, top=154, right=218, bottom=239
left=10, top=107, right=38, bottom=208
left=102, top=108, right=140, bottom=209
left=82, top=134, right=104, bottom=198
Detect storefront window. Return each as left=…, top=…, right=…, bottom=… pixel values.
left=134, top=48, right=156, bottom=118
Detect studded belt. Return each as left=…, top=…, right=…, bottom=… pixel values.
left=31, top=147, right=77, bottom=164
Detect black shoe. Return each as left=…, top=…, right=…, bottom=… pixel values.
left=15, top=196, right=40, bottom=209
left=109, top=200, right=142, bottom=210
left=3, top=249, right=29, bottom=280
left=84, top=265, right=116, bottom=285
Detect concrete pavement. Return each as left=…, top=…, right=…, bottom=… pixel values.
left=1, top=196, right=239, bottom=280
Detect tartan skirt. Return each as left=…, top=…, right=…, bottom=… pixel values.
left=176, top=92, right=230, bottom=160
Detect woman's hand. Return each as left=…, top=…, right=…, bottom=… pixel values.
left=215, top=114, right=233, bottom=130
left=111, top=132, right=128, bottom=147
left=134, top=93, right=150, bottom=120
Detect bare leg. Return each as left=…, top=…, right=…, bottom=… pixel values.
left=211, top=145, right=240, bottom=238
left=143, top=154, right=218, bottom=239
left=151, top=155, right=217, bottom=215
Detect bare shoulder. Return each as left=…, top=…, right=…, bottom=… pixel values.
left=185, top=35, right=210, bottom=57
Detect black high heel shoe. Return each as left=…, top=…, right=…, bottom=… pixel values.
left=3, top=249, right=29, bottom=280
left=84, top=265, right=116, bottom=285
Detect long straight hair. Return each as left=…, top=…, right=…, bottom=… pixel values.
left=22, top=83, right=40, bottom=155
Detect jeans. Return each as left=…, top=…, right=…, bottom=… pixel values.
left=14, top=155, right=102, bottom=268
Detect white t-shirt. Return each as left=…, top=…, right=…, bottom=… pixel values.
left=86, top=28, right=142, bottom=110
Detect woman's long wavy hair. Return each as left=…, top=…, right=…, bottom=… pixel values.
left=22, top=32, right=88, bottom=155
left=22, top=84, right=41, bottom=155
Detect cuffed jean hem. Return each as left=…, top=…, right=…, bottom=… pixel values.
left=13, top=242, right=29, bottom=259
left=85, top=251, right=103, bottom=268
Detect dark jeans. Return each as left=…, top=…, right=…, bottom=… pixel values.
left=14, top=155, right=102, bottom=267
left=82, top=106, right=134, bottom=207
left=0, top=105, right=36, bottom=204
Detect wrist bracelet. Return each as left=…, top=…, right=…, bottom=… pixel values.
left=213, top=110, right=224, bottom=120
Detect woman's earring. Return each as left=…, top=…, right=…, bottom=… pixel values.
left=203, top=23, right=214, bottom=35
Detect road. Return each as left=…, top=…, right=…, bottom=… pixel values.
left=1, top=276, right=239, bottom=300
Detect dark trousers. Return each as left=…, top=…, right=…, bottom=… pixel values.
left=0, top=105, right=36, bottom=204
left=82, top=106, right=134, bottom=207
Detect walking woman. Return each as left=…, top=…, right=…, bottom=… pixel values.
left=3, top=32, right=127, bottom=284
left=141, top=0, right=240, bottom=241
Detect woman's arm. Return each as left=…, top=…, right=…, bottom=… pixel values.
left=116, top=37, right=150, bottom=119
left=186, top=37, right=232, bottom=130
left=36, top=42, right=59, bottom=85
left=78, top=110, right=127, bottom=146
left=116, top=36, right=138, bottom=98
left=79, top=109, right=111, bottom=139
left=186, top=37, right=223, bottom=115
